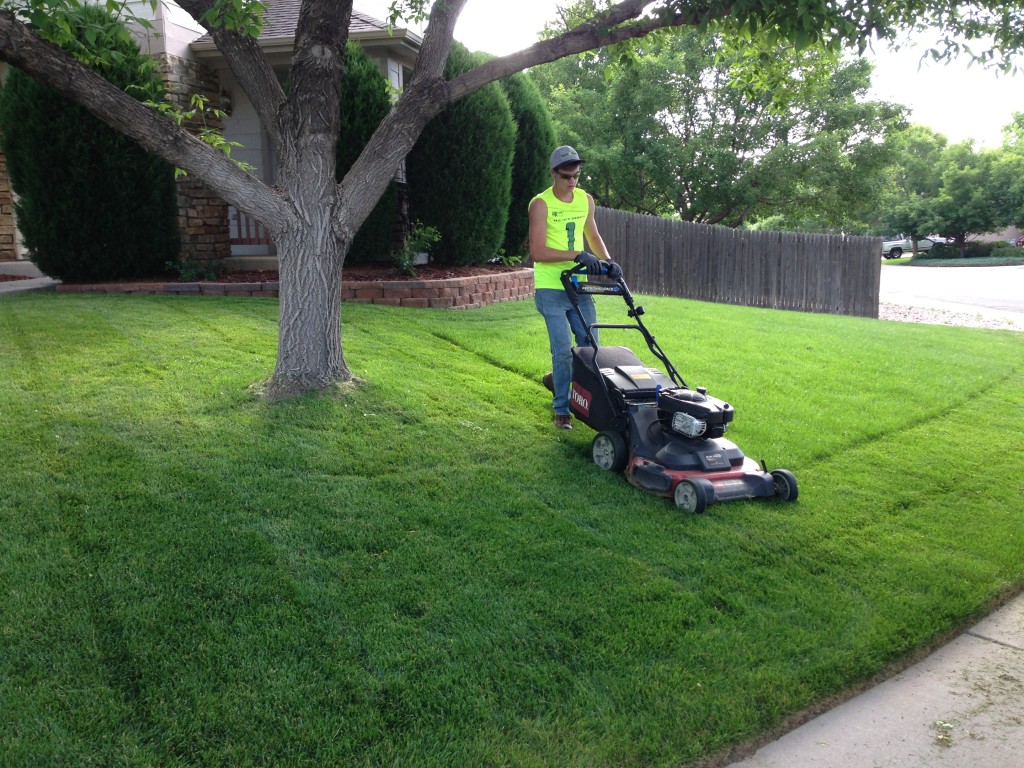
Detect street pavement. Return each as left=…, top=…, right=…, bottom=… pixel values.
left=880, top=262, right=1024, bottom=317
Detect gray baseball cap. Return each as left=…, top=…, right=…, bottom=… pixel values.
left=550, top=145, right=583, bottom=169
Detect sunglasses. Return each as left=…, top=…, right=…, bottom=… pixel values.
left=557, top=171, right=581, bottom=180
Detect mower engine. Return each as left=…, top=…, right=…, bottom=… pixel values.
left=657, top=387, right=734, bottom=440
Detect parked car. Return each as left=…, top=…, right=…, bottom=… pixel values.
left=881, top=236, right=935, bottom=259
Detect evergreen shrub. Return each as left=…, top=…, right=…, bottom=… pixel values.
left=498, top=71, right=556, bottom=259
left=0, top=6, right=179, bottom=282
left=406, top=42, right=516, bottom=266
left=337, top=43, right=397, bottom=265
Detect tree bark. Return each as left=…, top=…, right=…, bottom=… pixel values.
left=267, top=225, right=348, bottom=399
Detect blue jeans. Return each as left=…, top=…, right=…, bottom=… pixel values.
left=535, top=288, right=599, bottom=414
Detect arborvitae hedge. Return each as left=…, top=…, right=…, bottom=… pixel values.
left=336, top=42, right=397, bottom=265
left=406, top=42, right=516, bottom=266
left=499, top=71, right=556, bottom=259
left=0, top=7, right=179, bottom=282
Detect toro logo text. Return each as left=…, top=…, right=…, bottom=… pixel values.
left=570, top=383, right=592, bottom=418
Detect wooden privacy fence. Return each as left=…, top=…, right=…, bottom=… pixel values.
left=596, top=208, right=881, bottom=318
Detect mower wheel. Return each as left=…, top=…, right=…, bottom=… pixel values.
left=592, top=432, right=628, bottom=473
left=674, top=479, right=711, bottom=514
left=771, top=469, right=799, bottom=501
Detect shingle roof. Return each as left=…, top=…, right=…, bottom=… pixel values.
left=259, top=0, right=386, bottom=39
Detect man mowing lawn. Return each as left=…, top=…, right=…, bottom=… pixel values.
left=529, top=145, right=620, bottom=430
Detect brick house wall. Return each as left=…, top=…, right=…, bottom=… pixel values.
left=0, top=150, right=17, bottom=260
left=157, top=53, right=231, bottom=265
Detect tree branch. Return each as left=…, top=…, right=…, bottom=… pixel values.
left=175, top=0, right=286, bottom=144
left=446, top=1, right=720, bottom=104
left=285, top=0, right=352, bottom=135
left=0, top=11, right=287, bottom=231
left=333, top=0, right=468, bottom=239
left=406, top=0, right=467, bottom=87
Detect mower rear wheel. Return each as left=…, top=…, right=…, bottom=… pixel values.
left=592, top=431, right=628, bottom=473
left=771, top=469, right=799, bottom=501
left=674, top=479, right=710, bottom=514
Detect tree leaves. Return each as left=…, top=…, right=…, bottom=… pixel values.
left=199, top=0, right=266, bottom=35
left=5, top=0, right=154, bottom=65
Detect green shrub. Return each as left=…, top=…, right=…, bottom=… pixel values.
left=394, top=221, right=441, bottom=276
left=0, top=6, right=179, bottom=282
left=336, top=43, right=396, bottom=265
left=965, top=241, right=999, bottom=257
left=922, top=242, right=955, bottom=259
left=941, top=240, right=1001, bottom=258
left=921, top=240, right=1012, bottom=260
left=498, top=70, right=556, bottom=259
left=406, top=42, right=516, bottom=266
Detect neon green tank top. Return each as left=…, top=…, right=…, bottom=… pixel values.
left=531, top=186, right=591, bottom=290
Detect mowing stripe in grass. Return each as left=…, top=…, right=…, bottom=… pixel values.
left=2, top=292, right=1022, bottom=767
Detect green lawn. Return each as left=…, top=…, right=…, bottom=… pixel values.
left=2, top=292, right=1022, bottom=767
left=896, top=251, right=1024, bottom=267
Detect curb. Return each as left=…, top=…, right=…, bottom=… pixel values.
left=0, top=277, right=58, bottom=295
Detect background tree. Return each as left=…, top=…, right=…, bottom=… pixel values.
left=871, top=126, right=1013, bottom=255
left=927, top=142, right=999, bottom=253
left=496, top=69, right=555, bottom=259
left=3, top=0, right=1023, bottom=396
left=532, top=25, right=904, bottom=227
left=870, top=125, right=948, bottom=247
left=990, top=112, right=1024, bottom=230
left=0, top=5, right=178, bottom=282
left=406, top=41, right=515, bottom=266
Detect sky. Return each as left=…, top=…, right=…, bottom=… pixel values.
left=355, top=0, right=1021, bottom=150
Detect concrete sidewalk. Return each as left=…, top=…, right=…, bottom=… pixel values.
left=727, top=593, right=1024, bottom=767
left=0, top=259, right=58, bottom=294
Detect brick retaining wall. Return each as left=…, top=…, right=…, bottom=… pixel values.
left=55, top=269, right=535, bottom=309
left=341, top=269, right=533, bottom=308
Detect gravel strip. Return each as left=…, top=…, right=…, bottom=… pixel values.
left=879, top=302, right=1022, bottom=331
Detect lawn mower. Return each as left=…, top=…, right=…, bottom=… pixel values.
left=546, top=263, right=798, bottom=514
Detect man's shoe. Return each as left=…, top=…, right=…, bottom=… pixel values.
left=542, top=371, right=554, bottom=393
left=554, top=414, right=573, bottom=430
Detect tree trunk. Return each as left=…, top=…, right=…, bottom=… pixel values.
left=265, top=223, right=350, bottom=399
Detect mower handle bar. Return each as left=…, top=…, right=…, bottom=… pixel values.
left=558, top=263, right=686, bottom=390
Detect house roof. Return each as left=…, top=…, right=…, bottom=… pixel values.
left=190, top=0, right=421, bottom=63
left=259, top=1, right=387, bottom=39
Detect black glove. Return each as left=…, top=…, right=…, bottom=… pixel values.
left=604, top=260, right=623, bottom=280
left=574, top=251, right=603, bottom=275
